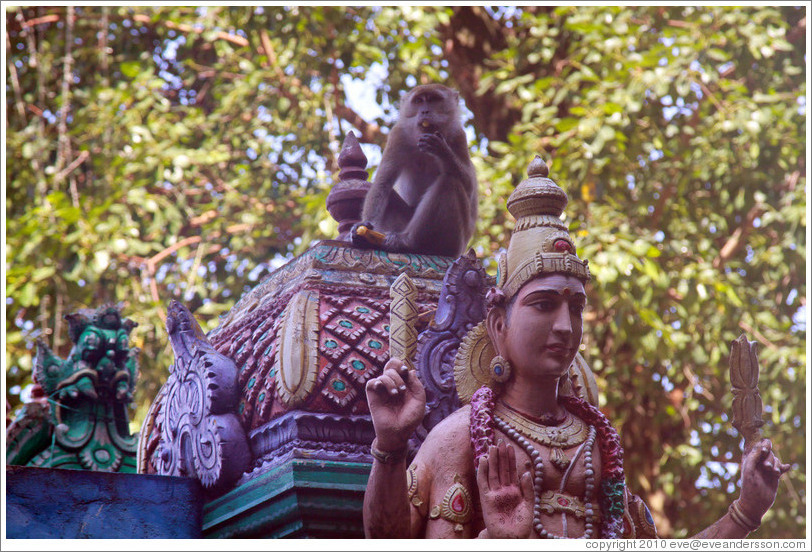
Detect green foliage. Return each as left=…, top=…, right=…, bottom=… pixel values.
left=5, top=5, right=805, bottom=538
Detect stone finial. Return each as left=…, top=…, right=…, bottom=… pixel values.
left=338, top=131, right=369, bottom=181
left=527, top=155, right=549, bottom=178
left=327, top=131, right=371, bottom=240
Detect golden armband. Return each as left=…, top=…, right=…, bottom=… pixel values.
left=427, top=474, right=473, bottom=533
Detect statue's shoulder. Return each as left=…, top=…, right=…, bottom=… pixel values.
left=414, top=404, right=473, bottom=470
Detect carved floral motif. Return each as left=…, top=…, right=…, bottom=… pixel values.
left=149, top=300, right=250, bottom=492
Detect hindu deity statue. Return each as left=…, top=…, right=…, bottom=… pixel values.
left=6, top=305, right=140, bottom=472
left=362, top=158, right=789, bottom=539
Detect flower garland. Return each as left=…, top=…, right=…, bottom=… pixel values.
left=470, top=385, right=495, bottom=470
left=469, top=385, right=626, bottom=539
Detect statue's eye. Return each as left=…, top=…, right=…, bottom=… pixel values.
left=533, top=300, right=556, bottom=311
left=83, top=332, right=100, bottom=349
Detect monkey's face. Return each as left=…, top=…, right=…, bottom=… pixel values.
left=400, top=85, right=459, bottom=135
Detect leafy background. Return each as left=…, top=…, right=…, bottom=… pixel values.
left=4, top=5, right=806, bottom=538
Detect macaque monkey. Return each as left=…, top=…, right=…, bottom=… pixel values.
left=352, top=84, right=478, bottom=257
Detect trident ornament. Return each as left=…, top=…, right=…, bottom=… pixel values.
left=729, top=334, right=765, bottom=453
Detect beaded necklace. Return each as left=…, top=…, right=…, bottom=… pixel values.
left=493, top=413, right=598, bottom=538
left=470, top=385, right=627, bottom=539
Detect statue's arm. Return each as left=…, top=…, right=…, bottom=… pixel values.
left=362, top=359, right=427, bottom=538
left=363, top=455, right=415, bottom=538
left=690, top=513, right=751, bottom=539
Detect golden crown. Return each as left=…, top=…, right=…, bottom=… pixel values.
left=496, top=156, right=590, bottom=298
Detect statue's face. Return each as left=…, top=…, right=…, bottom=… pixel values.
left=494, top=273, right=586, bottom=383
left=70, top=326, right=131, bottom=386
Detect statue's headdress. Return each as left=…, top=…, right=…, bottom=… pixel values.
left=454, top=157, right=597, bottom=405
left=496, top=156, right=590, bottom=299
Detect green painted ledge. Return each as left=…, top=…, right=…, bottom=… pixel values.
left=203, top=458, right=371, bottom=538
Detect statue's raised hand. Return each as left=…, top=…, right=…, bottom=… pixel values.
left=476, top=441, right=534, bottom=539
left=365, top=358, right=426, bottom=452
left=737, top=438, right=791, bottom=524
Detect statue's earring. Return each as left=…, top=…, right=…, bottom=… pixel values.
left=489, top=355, right=512, bottom=384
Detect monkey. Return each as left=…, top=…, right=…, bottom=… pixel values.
left=352, top=84, right=478, bottom=258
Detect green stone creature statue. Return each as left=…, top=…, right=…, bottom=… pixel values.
left=6, top=305, right=140, bottom=472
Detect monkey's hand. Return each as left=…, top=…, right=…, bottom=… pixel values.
left=351, top=221, right=385, bottom=249
left=417, top=131, right=454, bottom=161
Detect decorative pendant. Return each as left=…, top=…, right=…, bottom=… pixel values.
left=549, top=446, right=570, bottom=471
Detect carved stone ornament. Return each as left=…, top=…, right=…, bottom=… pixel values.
left=149, top=300, right=250, bottom=491
left=729, top=334, right=765, bottom=453
left=275, top=290, right=321, bottom=407
left=326, top=131, right=371, bottom=240
left=407, top=464, right=425, bottom=509
left=410, top=250, right=491, bottom=455
left=389, top=272, right=419, bottom=369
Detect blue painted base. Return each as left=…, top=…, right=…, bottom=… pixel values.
left=6, top=466, right=203, bottom=539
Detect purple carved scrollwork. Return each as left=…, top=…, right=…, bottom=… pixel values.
left=154, top=300, right=250, bottom=493
left=410, top=250, right=489, bottom=454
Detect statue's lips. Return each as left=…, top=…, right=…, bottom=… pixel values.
left=543, top=344, right=572, bottom=356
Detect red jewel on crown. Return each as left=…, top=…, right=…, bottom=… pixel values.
left=554, top=239, right=573, bottom=253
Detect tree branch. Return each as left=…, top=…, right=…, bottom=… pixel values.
left=55, top=150, right=89, bottom=182
left=737, top=321, right=778, bottom=351
left=54, top=6, right=75, bottom=198
left=257, top=28, right=382, bottom=145
left=131, top=14, right=249, bottom=47
left=712, top=204, right=765, bottom=269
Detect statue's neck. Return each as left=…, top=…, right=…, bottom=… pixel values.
left=500, top=376, right=566, bottom=423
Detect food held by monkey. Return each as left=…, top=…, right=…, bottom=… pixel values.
left=352, top=84, right=478, bottom=258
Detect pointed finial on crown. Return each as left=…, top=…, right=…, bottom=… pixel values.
left=506, top=156, right=568, bottom=220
